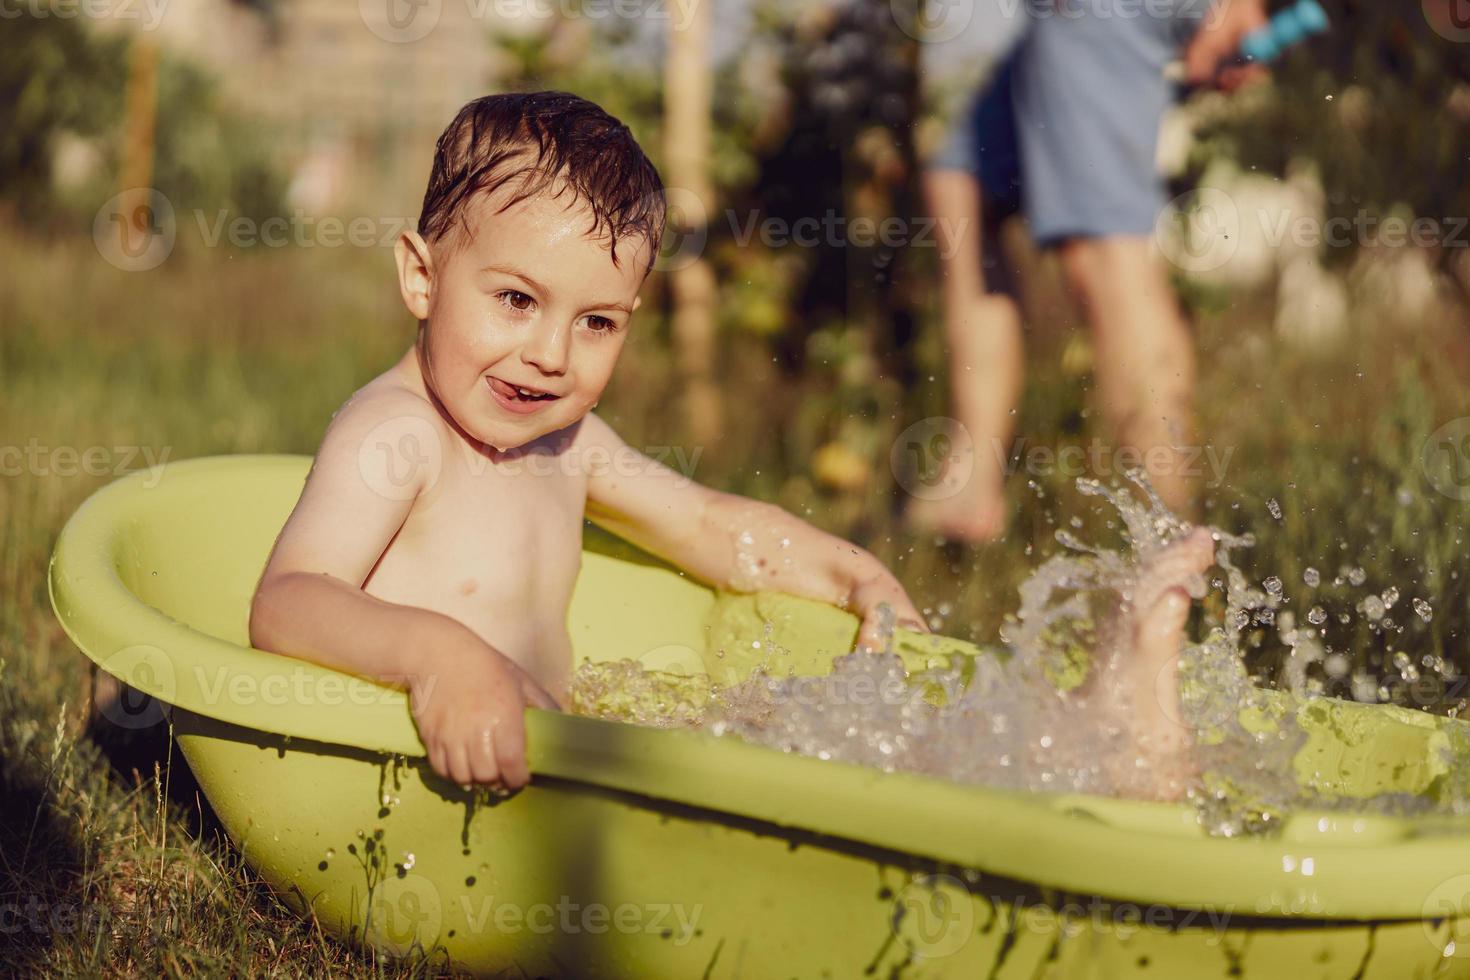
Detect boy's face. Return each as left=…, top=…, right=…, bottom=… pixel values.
left=399, top=181, right=651, bottom=452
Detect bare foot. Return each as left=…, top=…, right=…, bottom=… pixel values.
left=1104, top=527, right=1216, bottom=800
left=905, top=472, right=1007, bottom=544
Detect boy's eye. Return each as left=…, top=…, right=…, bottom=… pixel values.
left=587, top=315, right=617, bottom=333
left=498, top=290, right=535, bottom=312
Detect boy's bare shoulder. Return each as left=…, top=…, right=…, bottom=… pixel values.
left=310, top=371, right=451, bottom=501
left=333, top=372, right=442, bottom=430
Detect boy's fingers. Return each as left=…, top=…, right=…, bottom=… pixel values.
left=469, top=731, right=502, bottom=787
left=896, top=615, right=927, bottom=635
left=896, top=599, right=928, bottom=632
left=428, top=741, right=448, bottom=781
left=446, top=742, right=472, bottom=788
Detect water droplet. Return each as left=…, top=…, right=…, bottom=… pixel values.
left=1302, top=567, right=1320, bottom=588
left=1267, top=498, right=1282, bottom=520
left=1414, top=598, right=1433, bottom=622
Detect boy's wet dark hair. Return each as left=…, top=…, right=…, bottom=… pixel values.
left=418, top=91, right=665, bottom=272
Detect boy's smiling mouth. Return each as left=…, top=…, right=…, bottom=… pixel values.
left=486, top=375, right=562, bottom=414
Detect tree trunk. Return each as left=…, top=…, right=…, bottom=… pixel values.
left=663, top=0, right=721, bottom=445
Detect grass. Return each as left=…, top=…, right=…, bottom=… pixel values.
left=3, top=218, right=1469, bottom=974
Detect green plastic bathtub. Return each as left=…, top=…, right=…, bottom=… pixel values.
left=47, top=454, right=1470, bottom=978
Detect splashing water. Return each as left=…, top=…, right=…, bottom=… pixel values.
left=571, top=470, right=1467, bottom=836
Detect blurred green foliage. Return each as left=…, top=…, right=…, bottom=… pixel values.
left=0, top=8, right=283, bottom=231
left=1190, top=0, right=1470, bottom=278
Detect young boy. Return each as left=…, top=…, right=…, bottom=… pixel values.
left=248, top=92, right=929, bottom=793
left=249, top=91, right=1213, bottom=798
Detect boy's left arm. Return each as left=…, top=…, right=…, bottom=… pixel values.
left=580, top=414, right=926, bottom=649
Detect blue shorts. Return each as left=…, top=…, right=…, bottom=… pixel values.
left=931, top=0, right=1204, bottom=246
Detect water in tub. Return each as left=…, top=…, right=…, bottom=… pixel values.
left=571, top=471, right=1470, bottom=836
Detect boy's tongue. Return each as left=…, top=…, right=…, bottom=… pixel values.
left=487, top=375, right=557, bottom=412
left=489, top=377, right=542, bottom=398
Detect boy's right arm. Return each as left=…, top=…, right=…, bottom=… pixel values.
left=249, top=391, right=446, bottom=683
left=249, top=392, right=554, bottom=789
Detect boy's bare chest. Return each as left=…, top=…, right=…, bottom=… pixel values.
left=362, top=453, right=589, bottom=650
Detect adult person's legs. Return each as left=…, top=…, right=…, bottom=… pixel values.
left=1009, top=1, right=1203, bottom=518
left=1058, top=236, right=1197, bottom=515
left=909, top=59, right=1027, bottom=542
left=909, top=169, right=1022, bottom=541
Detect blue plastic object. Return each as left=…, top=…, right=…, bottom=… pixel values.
left=1240, top=0, right=1329, bottom=64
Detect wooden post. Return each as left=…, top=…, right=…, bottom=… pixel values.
left=663, top=0, right=721, bottom=445
left=118, top=31, right=160, bottom=256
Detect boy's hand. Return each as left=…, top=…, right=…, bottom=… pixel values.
left=848, top=563, right=928, bottom=652
left=408, top=627, right=561, bottom=792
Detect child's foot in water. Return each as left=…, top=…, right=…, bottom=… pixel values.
left=1105, top=526, right=1216, bottom=800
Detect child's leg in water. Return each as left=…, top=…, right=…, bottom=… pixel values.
left=1093, top=527, right=1216, bottom=800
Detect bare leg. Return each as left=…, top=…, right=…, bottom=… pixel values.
left=907, top=169, right=1023, bottom=542
left=1058, top=237, right=1198, bottom=518
left=1094, top=527, right=1215, bottom=800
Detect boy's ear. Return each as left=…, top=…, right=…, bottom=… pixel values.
left=394, top=230, right=434, bottom=320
